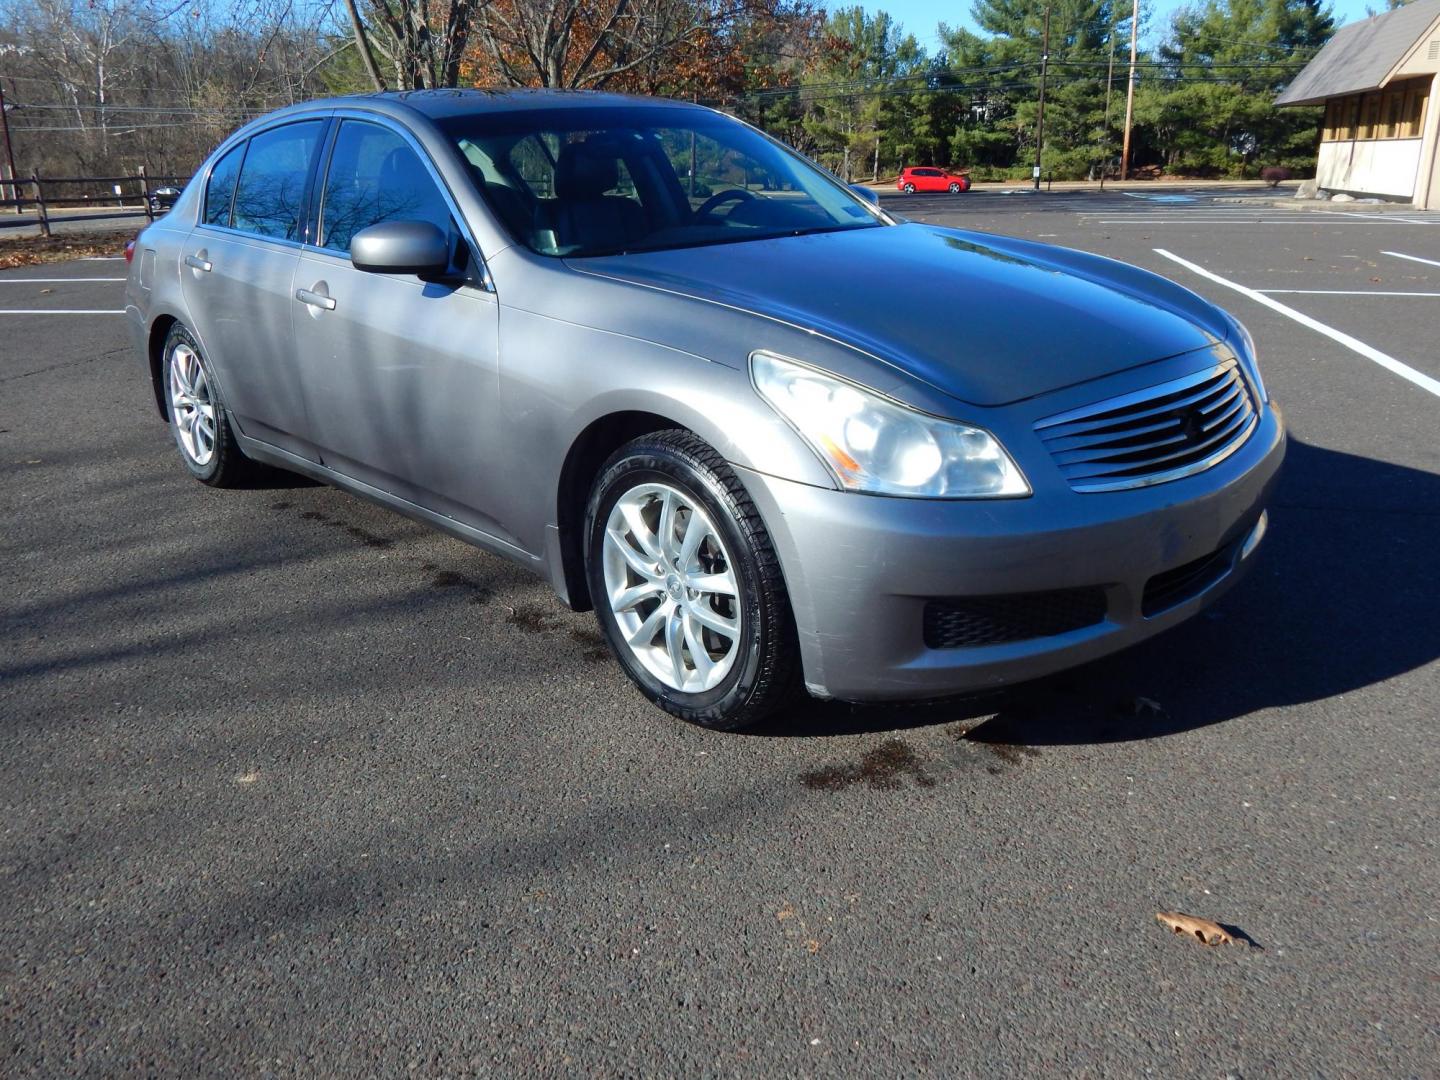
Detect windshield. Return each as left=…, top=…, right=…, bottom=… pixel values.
left=437, top=106, right=884, bottom=258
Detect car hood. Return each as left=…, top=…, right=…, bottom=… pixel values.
left=566, top=223, right=1232, bottom=407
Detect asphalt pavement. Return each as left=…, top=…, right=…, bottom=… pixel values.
left=2, top=190, right=1437, bottom=1077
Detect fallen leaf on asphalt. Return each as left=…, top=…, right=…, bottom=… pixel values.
left=776, top=903, right=795, bottom=921
left=1156, top=911, right=1234, bottom=946
left=0, top=230, right=128, bottom=268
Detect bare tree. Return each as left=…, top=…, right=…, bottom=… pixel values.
left=470, top=0, right=767, bottom=90
left=343, top=0, right=482, bottom=90
left=0, top=0, right=343, bottom=175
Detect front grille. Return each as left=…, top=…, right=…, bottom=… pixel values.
left=1036, top=360, right=1257, bottom=493
left=923, top=588, right=1107, bottom=649
left=1141, top=543, right=1235, bottom=616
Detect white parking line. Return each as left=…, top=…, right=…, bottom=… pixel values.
left=1259, top=289, right=1440, bottom=297
left=1329, top=211, right=1437, bottom=225
left=1381, top=250, right=1440, bottom=269
left=1098, top=219, right=1422, bottom=225
left=0, top=278, right=126, bottom=283
left=1154, top=247, right=1440, bottom=400
left=0, top=309, right=125, bottom=315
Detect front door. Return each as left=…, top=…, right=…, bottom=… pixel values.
left=180, top=119, right=327, bottom=461
left=290, top=119, right=506, bottom=540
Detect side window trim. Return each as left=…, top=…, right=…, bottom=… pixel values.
left=200, top=137, right=248, bottom=230
left=317, top=109, right=492, bottom=291
left=306, top=118, right=343, bottom=250
left=223, top=141, right=249, bottom=228
left=196, top=115, right=330, bottom=248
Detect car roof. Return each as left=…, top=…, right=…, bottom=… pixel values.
left=289, top=88, right=706, bottom=121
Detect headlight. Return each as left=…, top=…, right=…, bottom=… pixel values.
left=751, top=351, right=1030, bottom=498
left=1228, top=318, right=1268, bottom=403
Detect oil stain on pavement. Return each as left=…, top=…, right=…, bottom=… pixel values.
left=799, top=739, right=938, bottom=791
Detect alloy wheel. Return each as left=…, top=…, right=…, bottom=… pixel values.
left=601, top=482, right=741, bottom=693
left=167, top=341, right=217, bottom=467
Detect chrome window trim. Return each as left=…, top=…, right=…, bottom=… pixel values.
left=192, top=112, right=333, bottom=235
left=315, top=109, right=494, bottom=292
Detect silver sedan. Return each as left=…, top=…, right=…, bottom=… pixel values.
left=125, top=90, right=1285, bottom=729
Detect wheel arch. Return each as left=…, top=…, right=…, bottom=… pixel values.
left=147, top=313, right=179, bottom=419
left=555, top=409, right=691, bottom=612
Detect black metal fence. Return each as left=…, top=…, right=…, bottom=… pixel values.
left=0, top=168, right=191, bottom=236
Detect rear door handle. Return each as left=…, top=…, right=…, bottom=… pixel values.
left=295, top=288, right=336, bottom=311
left=184, top=254, right=212, bottom=272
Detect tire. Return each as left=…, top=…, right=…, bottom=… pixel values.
left=948, top=182, right=961, bottom=194
left=585, top=429, right=801, bottom=730
left=902, top=182, right=916, bottom=193
left=161, top=323, right=256, bottom=488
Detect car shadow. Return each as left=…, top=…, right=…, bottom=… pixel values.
left=749, top=438, right=1439, bottom=744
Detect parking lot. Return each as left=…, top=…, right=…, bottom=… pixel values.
left=2, top=190, right=1436, bottom=1075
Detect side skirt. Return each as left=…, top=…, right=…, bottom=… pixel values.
left=235, top=428, right=550, bottom=581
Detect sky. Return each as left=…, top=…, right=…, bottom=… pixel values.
left=852, top=0, right=1382, bottom=55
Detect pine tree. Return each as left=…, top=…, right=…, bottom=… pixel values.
left=1139, top=0, right=1334, bottom=175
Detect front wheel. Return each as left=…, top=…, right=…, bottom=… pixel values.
left=948, top=182, right=961, bottom=193
left=585, top=430, right=801, bottom=730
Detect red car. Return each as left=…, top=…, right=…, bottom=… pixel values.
left=897, top=166, right=971, bottom=194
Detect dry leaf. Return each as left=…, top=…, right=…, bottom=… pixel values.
left=1156, top=911, right=1233, bottom=946
left=0, top=230, right=130, bottom=269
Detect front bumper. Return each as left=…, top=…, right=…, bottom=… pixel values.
left=736, top=403, right=1285, bottom=702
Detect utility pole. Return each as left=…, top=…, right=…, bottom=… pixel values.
left=1033, top=4, right=1051, bottom=191
left=0, top=78, right=19, bottom=212
left=1121, top=0, right=1139, bottom=181
left=1099, top=34, right=1116, bottom=188
left=1103, top=36, right=1116, bottom=134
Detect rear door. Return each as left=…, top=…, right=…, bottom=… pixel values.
left=180, top=118, right=327, bottom=460
left=289, top=117, right=506, bottom=538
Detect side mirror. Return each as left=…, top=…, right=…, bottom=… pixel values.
left=350, top=220, right=452, bottom=278
left=850, top=184, right=880, bottom=207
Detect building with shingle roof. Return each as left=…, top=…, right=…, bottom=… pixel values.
left=1277, top=0, right=1440, bottom=207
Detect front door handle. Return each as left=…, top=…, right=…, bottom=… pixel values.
left=184, top=254, right=212, bottom=272
left=295, top=288, right=336, bottom=311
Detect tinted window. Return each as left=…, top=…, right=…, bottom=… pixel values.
left=204, top=141, right=245, bottom=227
left=231, top=120, right=324, bottom=241
left=319, top=121, right=453, bottom=252
left=438, top=107, right=881, bottom=258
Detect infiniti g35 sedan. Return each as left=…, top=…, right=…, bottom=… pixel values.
left=125, top=89, right=1285, bottom=730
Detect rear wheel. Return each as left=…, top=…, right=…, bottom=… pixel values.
left=162, top=323, right=256, bottom=487
left=585, top=430, right=801, bottom=730
left=902, top=182, right=916, bottom=193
